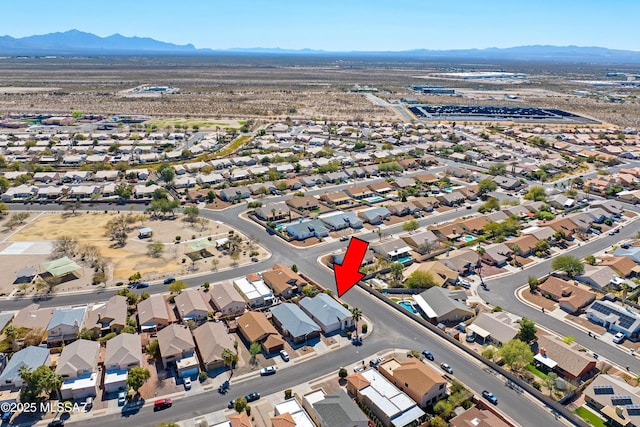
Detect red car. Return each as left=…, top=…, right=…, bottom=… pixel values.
left=153, top=398, right=172, bottom=411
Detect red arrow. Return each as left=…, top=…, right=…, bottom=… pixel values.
left=334, top=237, right=369, bottom=297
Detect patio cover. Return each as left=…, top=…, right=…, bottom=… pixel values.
left=467, top=323, right=491, bottom=339
left=187, top=238, right=214, bottom=251
left=534, top=353, right=558, bottom=369
left=41, top=256, right=81, bottom=277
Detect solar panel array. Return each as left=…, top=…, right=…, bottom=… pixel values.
left=611, top=395, right=633, bottom=406
left=627, top=405, right=640, bottom=416
left=594, top=385, right=614, bottom=395
left=590, top=302, right=636, bottom=329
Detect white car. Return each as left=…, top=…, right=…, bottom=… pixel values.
left=184, top=377, right=192, bottom=390
left=613, top=332, right=626, bottom=344
left=280, top=350, right=290, bottom=362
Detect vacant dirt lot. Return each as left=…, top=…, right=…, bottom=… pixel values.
left=0, top=211, right=266, bottom=295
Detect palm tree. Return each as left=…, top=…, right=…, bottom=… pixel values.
left=476, top=245, right=486, bottom=284
left=221, top=348, right=238, bottom=379
left=351, top=307, right=363, bottom=337
left=622, top=282, right=631, bottom=306
left=249, top=342, right=261, bottom=366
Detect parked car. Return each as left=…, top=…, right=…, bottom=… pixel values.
left=613, top=332, right=626, bottom=344
left=163, top=277, right=176, bottom=284
left=184, top=377, right=192, bottom=390
left=482, top=390, right=498, bottom=404
left=85, top=396, right=93, bottom=411
left=153, top=399, right=172, bottom=411
left=457, top=279, right=471, bottom=289
left=135, top=282, right=150, bottom=289
left=245, top=392, right=261, bottom=402
left=440, top=362, right=453, bottom=374
left=466, top=332, right=476, bottom=342
left=608, top=230, right=616, bottom=236
left=376, top=356, right=385, bottom=364
left=280, top=350, right=290, bottom=362
left=47, top=420, right=65, bottom=427
left=1, top=411, right=14, bottom=423
left=353, top=366, right=364, bottom=373
left=421, top=350, right=434, bottom=361
left=117, top=391, right=126, bottom=406
left=339, top=236, right=349, bottom=242
left=260, top=366, right=276, bottom=376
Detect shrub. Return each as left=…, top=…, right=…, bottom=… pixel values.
left=203, top=282, right=210, bottom=290
left=361, top=323, right=368, bottom=334
left=532, top=381, right=541, bottom=390
left=115, top=282, right=124, bottom=287
left=338, top=368, right=348, bottom=379
left=198, top=371, right=208, bottom=382
left=491, top=306, right=503, bottom=312
left=175, top=235, right=181, bottom=241
left=284, top=389, right=292, bottom=399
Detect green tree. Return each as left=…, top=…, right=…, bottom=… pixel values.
left=477, top=197, right=500, bottom=213
left=417, top=241, right=437, bottom=255
left=544, top=372, right=558, bottom=396
left=518, top=317, right=538, bottom=342
left=390, top=262, right=404, bottom=284
left=19, top=365, right=63, bottom=403
left=147, top=241, right=164, bottom=258
left=302, top=284, right=318, bottom=297
left=338, top=367, right=348, bottom=379
left=0, top=176, right=9, bottom=193
left=481, top=347, right=496, bottom=361
left=551, top=255, right=584, bottom=278
left=402, top=219, right=419, bottom=233
left=4, top=325, right=18, bottom=342
left=524, top=186, right=547, bottom=202
left=168, top=280, right=187, bottom=294
left=71, top=110, right=83, bottom=119
left=528, top=276, right=540, bottom=292
left=433, top=400, right=454, bottom=418
left=126, top=367, right=151, bottom=394
left=478, top=178, right=498, bottom=196
left=183, top=206, right=199, bottom=223
left=291, top=264, right=298, bottom=273
left=147, top=339, right=160, bottom=360
left=249, top=342, right=261, bottom=365
left=488, top=163, right=507, bottom=176
left=498, top=339, right=534, bottom=372
left=430, top=416, right=448, bottom=427
left=405, top=270, right=437, bottom=289
left=233, top=396, right=247, bottom=413
left=584, top=255, right=597, bottom=265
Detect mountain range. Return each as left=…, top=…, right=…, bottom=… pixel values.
left=1, top=30, right=640, bottom=63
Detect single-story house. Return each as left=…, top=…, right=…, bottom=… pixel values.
left=192, top=322, right=236, bottom=371
left=0, top=346, right=50, bottom=389
left=538, top=276, right=596, bottom=314
left=358, top=207, right=391, bottom=225
left=586, top=300, right=640, bottom=339
left=236, top=311, right=285, bottom=354
left=137, top=294, right=173, bottom=331
left=285, top=219, right=329, bottom=240
left=467, top=312, right=520, bottom=346
left=270, top=303, right=321, bottom=344
left=299, top=293, right=353, bottom=334
left=413, top=287, right=474, bottom=323
left=319, top=211, right=363, bottom=230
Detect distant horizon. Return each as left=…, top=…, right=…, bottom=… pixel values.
left=1, top=0, right=639, bottom=52
left=2, top=29, right=640, bottom=54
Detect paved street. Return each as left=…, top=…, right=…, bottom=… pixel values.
left=2, top=200, right=573, bottom=427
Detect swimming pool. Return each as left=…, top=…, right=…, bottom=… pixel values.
left=365, top=196, right=384, bottom=203
left=275, top=224, right=284, bottom=230
left=397, top=256, right=413, bottom=264
left=399, top=301, right=417, bottom=314
left=464, top=235, right=474, bottom=242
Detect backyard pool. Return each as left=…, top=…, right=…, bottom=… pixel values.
left=464, top=235, right=474, bottom=242
left=365, top=196, right=384, bottom=203
left=399, top=301, right=417, bottom=314
left=275, top=224, right=284, bottom=231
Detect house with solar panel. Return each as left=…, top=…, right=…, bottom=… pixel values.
left=584, top=374, right=640, bottom=426
left=586, top=299, right=640, bottom=339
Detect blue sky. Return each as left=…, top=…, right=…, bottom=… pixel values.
left=4, top=0, right=639, bottom=51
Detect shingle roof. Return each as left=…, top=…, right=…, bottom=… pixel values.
left=299, top=293, right=351, bottom=326
left=104, top=333, right=142, bottom=369
left=270, top=303, right=320, bottom=338
left=56, top=339, right=100, bottom=377
left=156, top=324, right=195, bottom=358
left=0, top=346, right=50, bottom=382
left=313, top=390, right=369, bottom=426
left=237, top=311, right=279, bottom=342
left=192, top=322, right=235, bottom=365
left=47, top=306, right=86, bottom=331
left=137, top=294, right=171, bottom=326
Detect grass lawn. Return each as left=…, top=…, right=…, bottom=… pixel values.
left=216, top=135, right=252, bottom=157
left=390, top=297, right=401, bottom=302
left=525, top=364, right=548, bottom=380
left=573, top=407, right=607, bottom=427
